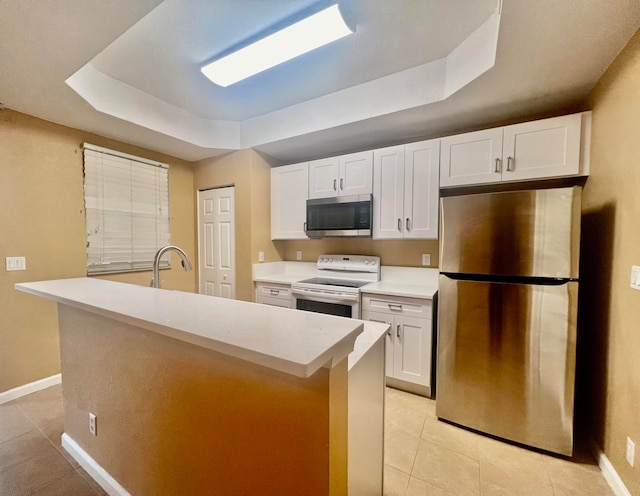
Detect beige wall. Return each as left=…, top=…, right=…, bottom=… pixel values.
left=59, top=305, right=347, bottom=495
left=580, top=28, right=640, bottom=494
left=0, top=110, right=196, bottom=393
left=274, top=238, right=440, bottom=268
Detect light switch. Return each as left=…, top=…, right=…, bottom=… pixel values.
left=258, top=251, right=265, bottom=262
left=6, top=257, right=26, bottom=271
left=422, top=254, right=431, bottom=266
left=631, top=266, right=640, bottom=290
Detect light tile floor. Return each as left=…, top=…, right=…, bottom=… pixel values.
left=0, top=385, right=615, bottom=496
left=384, top=387, right=615, bottom=496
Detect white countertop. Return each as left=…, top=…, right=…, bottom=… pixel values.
left=253, top=262, right=439, bottom=299
left=360, top=281, right=438, bottom=299
left=16, top=278, right=366, bottom=379
left=253, top=273, right=313, bottom=285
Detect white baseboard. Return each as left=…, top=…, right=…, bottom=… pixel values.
left=591, top=439, right=632, bottom=496
left=61, top=433, right=130, bottom=496
left=0, top=373, right=61, bottom=405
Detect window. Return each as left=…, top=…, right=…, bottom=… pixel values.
left=83, top=143, right=170, bottom=274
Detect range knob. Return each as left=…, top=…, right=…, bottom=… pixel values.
left=371, top=259, right=378, bottom=265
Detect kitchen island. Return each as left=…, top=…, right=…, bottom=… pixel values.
left=16, top=278, right=387, bottom=496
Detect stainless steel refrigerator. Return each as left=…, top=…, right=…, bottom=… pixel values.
left=436, top=186, right=581, bottom=456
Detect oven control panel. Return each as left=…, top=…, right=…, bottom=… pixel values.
left=316, top=255, right=380, bottom=273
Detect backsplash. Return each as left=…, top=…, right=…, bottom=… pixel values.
left=272, top=238, right=439, bottom=267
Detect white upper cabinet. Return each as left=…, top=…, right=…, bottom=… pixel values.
left=502, top=114, right=583, bottom=181
left=440, top=112, right=590, bottom=187
left=403, top=140, right=440, bottom=239
left=308, top=156, right=339, bottom=199
left=271, top=162, right=309, bottom=240
left=440, top=128, right=503, bottom=187
left=309, top=151, right=373, bottom=199
left=373, top=140, right=439, bottom=240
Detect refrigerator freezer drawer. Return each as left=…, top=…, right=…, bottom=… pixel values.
left=436, top=276, right=578, bottom=455
left=440, top=186, right=581, bottom=279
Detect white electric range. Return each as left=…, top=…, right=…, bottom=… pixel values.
left=290, top=255, right=380, bottom=319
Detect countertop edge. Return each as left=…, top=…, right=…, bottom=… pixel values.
left=16, top=279, right=362, bottom=379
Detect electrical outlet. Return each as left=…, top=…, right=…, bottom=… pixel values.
left=89, top=413, right=97, bottom=436
left=258, top=251, right=264, bottom=262
left=422, top=254, right=431, bottom=266
left=296, top=251, right=302, bottom=260
left=631, top=266, right=640, bottom=290
left=626, top=437, right=635, bottom=467
left=5, top=256, right=26, bottom=271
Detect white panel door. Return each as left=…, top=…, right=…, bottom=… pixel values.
left=271, top=163, right=308, bottom=239
left=339, top=151, right=373, bottom=196
left=308, top=157, right=339, bottom=199
left=440, top=128, right=503, bottom=187
left=404, top=139, right=440, bottom=239
left=198, top=187, right=236, bottom=299
left=373, top=146, right=405, bottom=239
left=393, top=315, right=431, bottom=386
left=502, top=113, right=582, bottom=182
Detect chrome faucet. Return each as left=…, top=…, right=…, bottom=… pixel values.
left=151, top=245, right=193, bottom=288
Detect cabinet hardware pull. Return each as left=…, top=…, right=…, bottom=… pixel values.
left=396, top=323, right=401, bottom=338
left=389, top=303, right=403, bottom=311
left=270, top=289, right=279, bottom=296
left=507, top=156, right=514, bottom=171
left=333, top=179, right=337, bottom=191
left=340, top=178, right=344, bottom=190
left=304, top=222, right=307, bottom=232
left=494, top=158, right=501, bottom=173
left=397, top=218, right=402, bottom=231
left=406, top=218, right=410, bottom=231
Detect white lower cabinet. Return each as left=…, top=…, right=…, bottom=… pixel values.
left=255, top=283, right=292, bottom=308
left=362, top=294, right=433, bottom=396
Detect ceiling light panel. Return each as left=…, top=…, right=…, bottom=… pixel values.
left=201, top=4, right=354, bottom=87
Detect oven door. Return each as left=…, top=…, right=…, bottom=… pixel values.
left=291, top=288, right=360, bottom=318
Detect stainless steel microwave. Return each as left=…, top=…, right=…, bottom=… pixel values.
left=305, top=194, right=372, bottom=238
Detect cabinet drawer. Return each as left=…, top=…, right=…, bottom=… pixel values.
left=362, top=294, right=432, bottom=318
left=256, top=283, right=291, bottom=301
left=256, top=295, right=292, bottom=308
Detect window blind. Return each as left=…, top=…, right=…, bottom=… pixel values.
left=83, top=144, right=170, bottom=274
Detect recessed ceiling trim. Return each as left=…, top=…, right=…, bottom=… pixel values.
left=66, top=63, right=240, bottom=148
left=65, top=9, right=500, bottom=152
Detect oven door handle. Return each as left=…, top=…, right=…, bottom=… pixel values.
left=291, top=288, right=359, bottom=303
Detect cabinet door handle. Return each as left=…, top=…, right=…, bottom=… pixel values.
left=270, top=289, right=279, bottom=296
left=397, top=218, right=402, bottom=231
left=333, top=179, right=337, bottom=191
left=340, top=177, right=344, bottom=190
left=507, top=156, right=514, bottom=172
left=494, top=158, right=501, bottom=173
left=304, top=222, right=307, bottom=232
left=406, top=218, right=411, bottom=231
left=396, top=323, right=401, bottom=338
left=389, top=303, right=403, bottom=311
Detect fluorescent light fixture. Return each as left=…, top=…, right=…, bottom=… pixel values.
left=201, top=4, right=354, bottom=87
